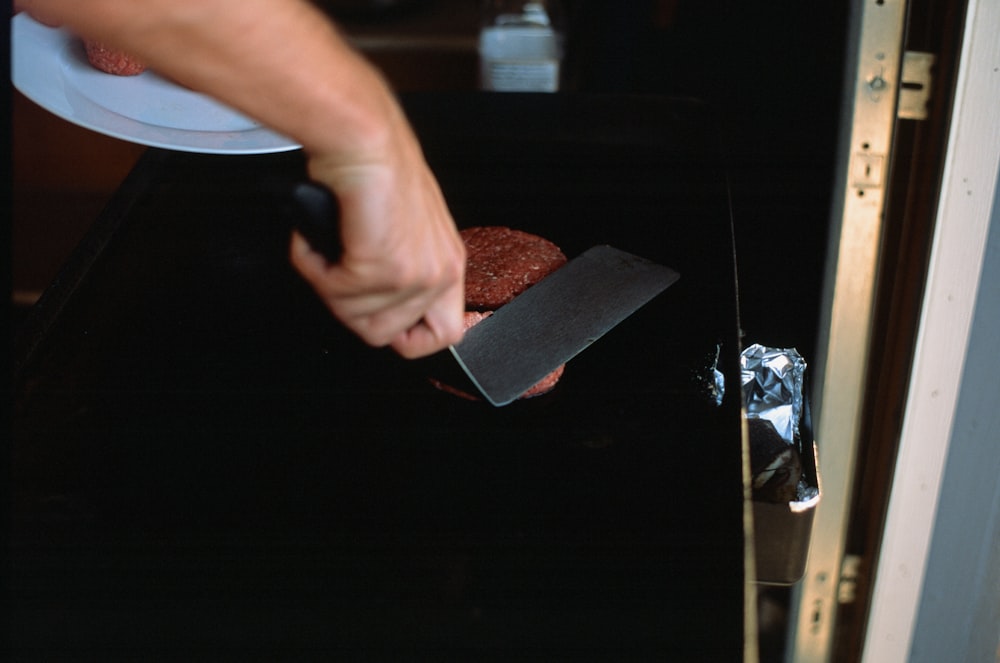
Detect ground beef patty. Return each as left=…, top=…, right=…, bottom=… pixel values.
left=431, top=227, right=568, bottom=401
left=429, top=311, right=566, bottom=401
left=461, top=226, right=567, bottom=310
left=84, top=39, right=147, bottom=76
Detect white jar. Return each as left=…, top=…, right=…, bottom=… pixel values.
left=478, top=1, right=564, bottom=92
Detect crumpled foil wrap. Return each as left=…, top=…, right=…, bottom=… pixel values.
left=740, top=343, right=806, bottom=445
left=740, top=344, right=817, bottom=503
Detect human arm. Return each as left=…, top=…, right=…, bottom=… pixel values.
left=15, top=0, right=466, bottom=358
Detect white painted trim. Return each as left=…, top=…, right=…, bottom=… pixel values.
left=861, top=0, right=1000, bottom=659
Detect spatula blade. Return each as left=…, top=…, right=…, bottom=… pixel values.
left=450, top=245, right=680, bottom=406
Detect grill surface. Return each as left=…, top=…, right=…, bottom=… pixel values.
left=11, top=94, right=748, bottom=659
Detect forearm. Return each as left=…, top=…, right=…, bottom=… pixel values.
left=16, top=0, right=403, bottom=171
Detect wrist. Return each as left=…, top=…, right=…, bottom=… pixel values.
left=304, top=74, right=421, bottom=200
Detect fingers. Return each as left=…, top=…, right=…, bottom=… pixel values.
left=388, top=280, right=466, bottom=358
left=289, top=231, right=465, bottom=357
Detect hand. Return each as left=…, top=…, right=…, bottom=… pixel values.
left=290, top=124, right=466, bottom=359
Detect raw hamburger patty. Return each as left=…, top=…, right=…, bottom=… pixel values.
left=461, top=226, right=567, bottom=310
left=429, top=311, right=565, bottom=401
left=431, top=227, right=568, bottom=401
left=84, top=39, right=147, bottom=76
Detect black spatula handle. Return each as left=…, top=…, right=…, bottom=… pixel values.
left=291, top=181, right=342, bottom=263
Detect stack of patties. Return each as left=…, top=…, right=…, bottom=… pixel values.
left=430, top=226, right=568, bottom=400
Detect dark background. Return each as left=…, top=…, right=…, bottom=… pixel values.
left=566, top=0, right=848, bottom=365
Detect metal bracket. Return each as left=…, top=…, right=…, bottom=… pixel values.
left=898, top=51, right=935, bottom=120
left=786, top=0, right=909, bottom=661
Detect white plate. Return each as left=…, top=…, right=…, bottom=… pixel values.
left=11, top=13, right=301, bottom=155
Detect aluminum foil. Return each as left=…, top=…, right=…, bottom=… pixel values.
left=740, top=343, right=806, bottom=445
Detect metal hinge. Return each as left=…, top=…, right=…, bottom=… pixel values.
left=898, top=51, right=935, bottom=120
left=838, top=554, right=863, bottom=604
